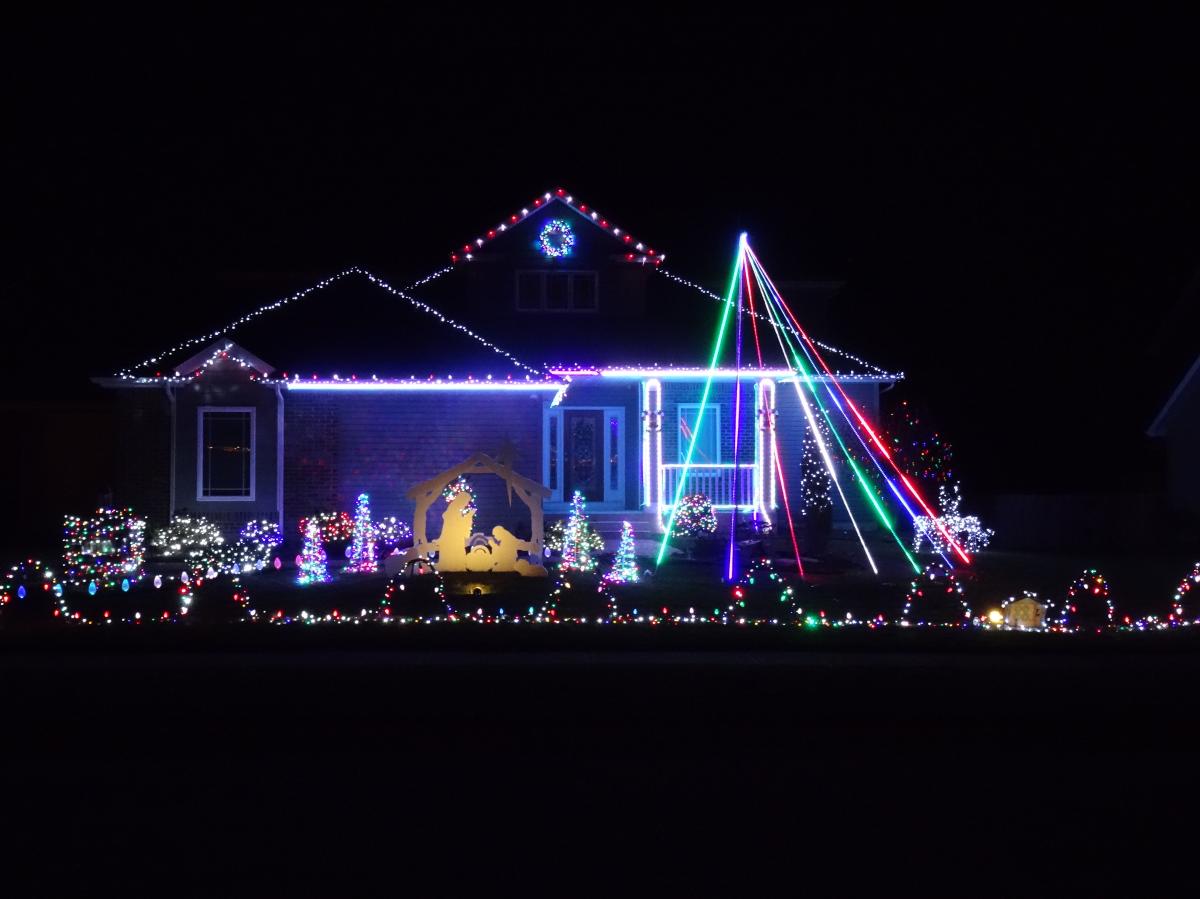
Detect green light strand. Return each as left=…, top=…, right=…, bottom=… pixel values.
left=655, top=238, right=745, bottom=566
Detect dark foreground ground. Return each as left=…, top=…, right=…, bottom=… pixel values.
left=2, top=629, right=1199, bottom=896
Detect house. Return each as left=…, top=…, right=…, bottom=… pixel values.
left=94, top=189, right=900, bottom=549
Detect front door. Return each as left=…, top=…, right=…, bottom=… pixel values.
left=563, top=410, right=605, bottom=502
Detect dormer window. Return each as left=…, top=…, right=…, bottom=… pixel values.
left=516, top=270, right=599, bottom=312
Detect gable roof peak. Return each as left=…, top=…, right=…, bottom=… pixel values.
left=174, top=341, right=275, bottom=377
left=449, top=187, right=665, bottom=267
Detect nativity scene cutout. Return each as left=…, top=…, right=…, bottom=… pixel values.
left=388, top=452, right=550, bottom=578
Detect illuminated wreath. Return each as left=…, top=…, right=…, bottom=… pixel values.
left=538, top=219, right=576, bottom=258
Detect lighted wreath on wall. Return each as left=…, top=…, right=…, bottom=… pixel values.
left=538, top=219, right=575, bottom=258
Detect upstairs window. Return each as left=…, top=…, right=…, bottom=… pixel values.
left=515, top=270, right=599, bottom=312
left=198, top=407, right=255, bottom=500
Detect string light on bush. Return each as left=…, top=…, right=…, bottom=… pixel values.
left=298, top=512, right=353, bottom=545
left=223, top=520, right=283, bottom=573
left=152, top=516, right=225, bottom=575
left=674, top=494, right=718, bottom=538
left=374, top=517, right=414, bottom=555
left=62, top=509, right=145, bottom=590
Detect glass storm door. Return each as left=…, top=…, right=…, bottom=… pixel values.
left=564, top=410, right=605, bottom=502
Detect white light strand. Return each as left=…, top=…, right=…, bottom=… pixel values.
left=116, top=265, right=458, bottom=378
left=655, top=267, right=899, bottom=379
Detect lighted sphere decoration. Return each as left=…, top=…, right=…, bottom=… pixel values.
left=1171, top=562, right=1200, bottom=622
left=902, top=562, right=971, bottom=627
left=538, top=219, right=576, bottom=258
left=674, top=494, right=718, bottom=538
left=726, top=557, right=800, bottom=624
left=1060, top=569, right=1114, bottom=632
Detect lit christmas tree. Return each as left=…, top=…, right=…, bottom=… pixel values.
left=799, top=415, right=833, bottom=516
left=297, top=519, right=331, bottom=585
left=560, top=490, right=597, bottom=573
left=603, top=520, right=639, bottom=585
left=347, top=492, right=378, bottom=573
left=887, top=398, right=954, bottom=489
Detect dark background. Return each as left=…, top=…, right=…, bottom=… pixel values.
left=4, top=11, right=1200, bottom=891
left=4, top=8, right=1198, bottom=546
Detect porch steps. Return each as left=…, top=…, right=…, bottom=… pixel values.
left=568, top=510, right=660, bottom=541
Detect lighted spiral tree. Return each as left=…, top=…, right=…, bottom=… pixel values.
left=347, top=493, right=378, bottom=574
left=902, top=561, right=972, bottom=627
left=1059, top=569, right=1113, bottom=632
left=559, top=491, right=597, bottom=574
left=1171, top=562, right=1200, bottom=622
left=603, top=521, right=639, bottom=586
left=297, top=520, right=331, bottom=585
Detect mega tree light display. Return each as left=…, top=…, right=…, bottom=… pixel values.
left=657, top=234, right=969, bottom=580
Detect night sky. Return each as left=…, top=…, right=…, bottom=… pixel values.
left=7, top=9, right=1198, bottom=503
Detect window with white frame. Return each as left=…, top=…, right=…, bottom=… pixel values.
left=677, top=404, right=720, bottom=464
left=198, top=407, right=255, bottom=500
left=516, top=270, right=598, bottom=312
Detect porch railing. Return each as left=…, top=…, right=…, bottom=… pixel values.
left=660, top=463, right=756, bottom=510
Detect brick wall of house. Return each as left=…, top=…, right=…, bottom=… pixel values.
left=112, top=388, right=172, bottom=531
left=774, top=380, right=882, bottom=528
left=282, top=391, right=544, bottom=549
